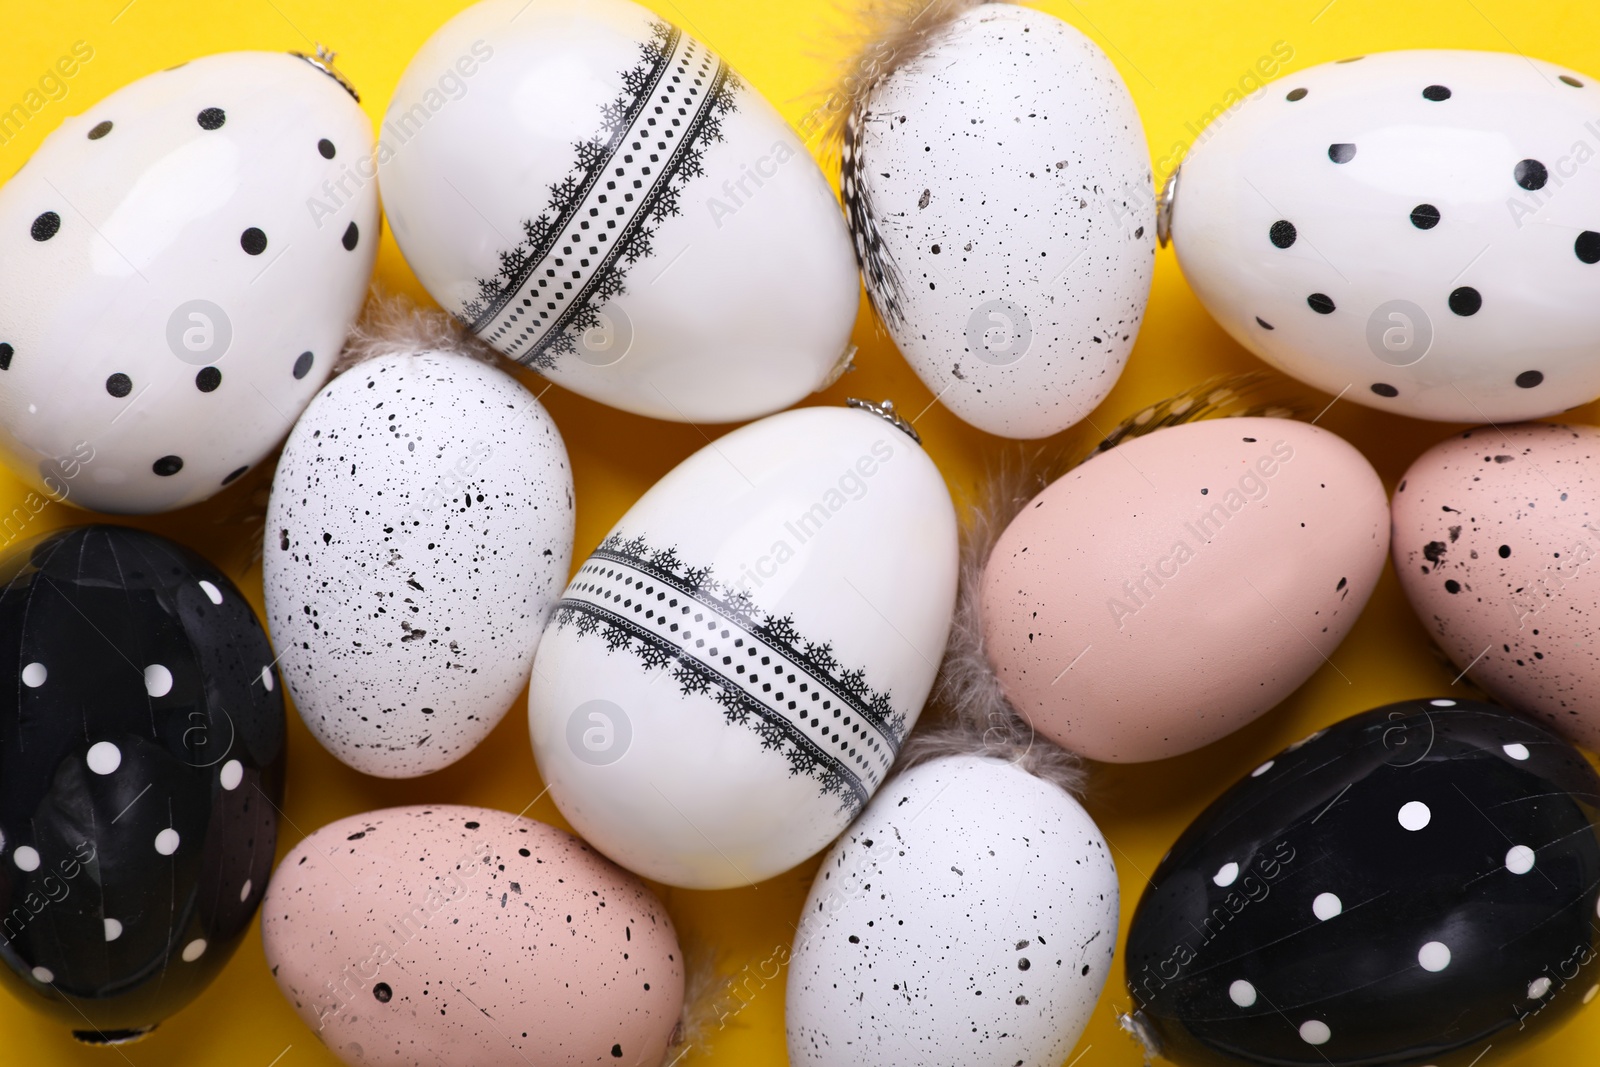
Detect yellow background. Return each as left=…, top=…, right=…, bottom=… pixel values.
left=5, top=0, right=1600, bottom=1063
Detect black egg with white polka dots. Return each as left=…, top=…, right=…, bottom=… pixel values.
left=0, top=525, right=285, bottom=1042
left=1124, top=699, right=1600, bottom=1067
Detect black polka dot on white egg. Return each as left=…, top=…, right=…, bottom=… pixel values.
left=1307, top=292, right=1336, bottom=314
left=1516, top=370, right=1544, bottom=388
left=196, top=107, right=225, bottom=129
left=1410, top=203, right=1441, bottom=229
left=152, top=455, right=184, bottom=477
left=292, top=351, right=314, bottom=379
left=1449, top=286, right=1483, bottom=315
left=106, top=372, right=132, bottom=398
left=1286, top=87, right=1308, bottom=101
left=31, top=212, right=60, bottom=241
left=1575, top=231, right=1600, bottom=264
left=195, top=366, right=221, bottom=392
left=1328, top=142, right=1356, bottom=163
left=1422, top=84, right=1452, bottom=101
left=0, top=343, right=12, bottom=370
left=1515, top=159, right=1549, bottom=191
left=341, top=221, right=359, bottom=251
left=318, top=137, right=336, bottom=159
left=88, top=120, right=113, bottom=140
left=1269, top=220, right=1297, bottom=248
left=1371, top=382, right=1399, bottom=397
left=240, top=227, right=268, bottom=255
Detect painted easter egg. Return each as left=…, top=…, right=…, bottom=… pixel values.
left=262, top=804, right=683, bottom=1067
left=786, top=754, right=1118, bottom=1067
left=527, top=402, right=958, bottom=888
left=983, top=416, right=1388, bottom=762
left=1123, top=698, right=1600, bottom=1067
left=378, top=0, right=859, bottom=423
left=0, top=525, right=284, bottom=1041
left=265, top=349, right=574, bottom=778
left=841, top=1, right=1154, bottom=438
left=1393, top=422, right=1600, bottom=748
left=0, top=50, right=377, bottom=513
left=1168, top=49, right=1600, bottom=422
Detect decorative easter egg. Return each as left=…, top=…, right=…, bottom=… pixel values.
left=983, top=416, right=1388, bottom=762
left=787, top=754, right=1118, bottom=1067
left=265, top=349, right=574, bottom=778
left=1167, top=49, right=1600, bottom=422
left=0, top=50, right=377, bottom=513
left=1393, top=422, right=1600, bottom=748
left=527, top=402, right=958, bottom=889
left=262, top=804, right=683, bottom=1067
left=841, top=2, right=1153, bottom=438
left=0, top=525, right=285, bottom=1041
left=378, top=0, right=859, bottom=423
left=1123, top=698, right=1600, bottom=1067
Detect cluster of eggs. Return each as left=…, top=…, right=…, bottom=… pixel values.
left=1, top=1, right=1599, bottom=1066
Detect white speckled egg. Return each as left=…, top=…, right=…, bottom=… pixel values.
left=262, top=804, right=684, bottom=1067
left=528, top=403, right=958, bottom=889
left=265, top=351, right=574, bottom=777
left=842, top=3, right=1154, bottom=438
left=0, top=51, right=377, bottom=513
left=378, top=0, right=859, bottom=423
left=1169, top=50, right=1600, bottom=422
left=1393, top=423, right=1600, bottom=747
left=983, top=417, right=1389, bottom=762
left=786, top=755, right=1118, bottom=1067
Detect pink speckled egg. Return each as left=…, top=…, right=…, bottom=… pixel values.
left=1393, top=423, right=1600, bottom=747
left=261, top=805, right=683, bottom=1066
left=982, top=417, right=1389, bottom=762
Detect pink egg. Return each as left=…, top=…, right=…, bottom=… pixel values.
left=262, top=805, right=683, bottom=1066
left=982, top=417, right=1388, bottom=762
left=1393, top=423, right=1600, bottom=747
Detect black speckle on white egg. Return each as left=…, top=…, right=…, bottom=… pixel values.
left=264, top=351, right=574, bottom=777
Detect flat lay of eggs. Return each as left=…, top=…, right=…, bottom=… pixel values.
left=6, top=1, right=1600, bottom=1066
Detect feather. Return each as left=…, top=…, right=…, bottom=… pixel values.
left=334, top=287, right=501, bottom=374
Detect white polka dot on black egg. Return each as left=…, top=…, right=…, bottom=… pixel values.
left=1214, top=862, right=1239, bottom=886
left=86, top=741, right=121, bottom=775
left=199, top=579, right=223, bottom=604
left=145, top=663, right=173, bottom=697
left=182, top=939, right=207, bottom=962
left=1124, top=700, right=1600, bottom=1066
left=32, top=966, right=54, bottom=983
left=221, top=759, right=243, bottom=790
left=21, top=661, right=45, bottom=687
left=155, top=828, right=180, bottom=855
left=13, top=845, right=40, bottom=871
left=104, top=918, right=123, bottom=941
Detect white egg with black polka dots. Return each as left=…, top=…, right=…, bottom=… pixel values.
left=1168, top=50, right=1600, bottom=422
left=266, top=349, right=575, bottom=778
left=0, top=50, right=377, bottom=513
left=841, top=3, right=1154, bottom=439
left=787, top=755, right=1119, bottom=1067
